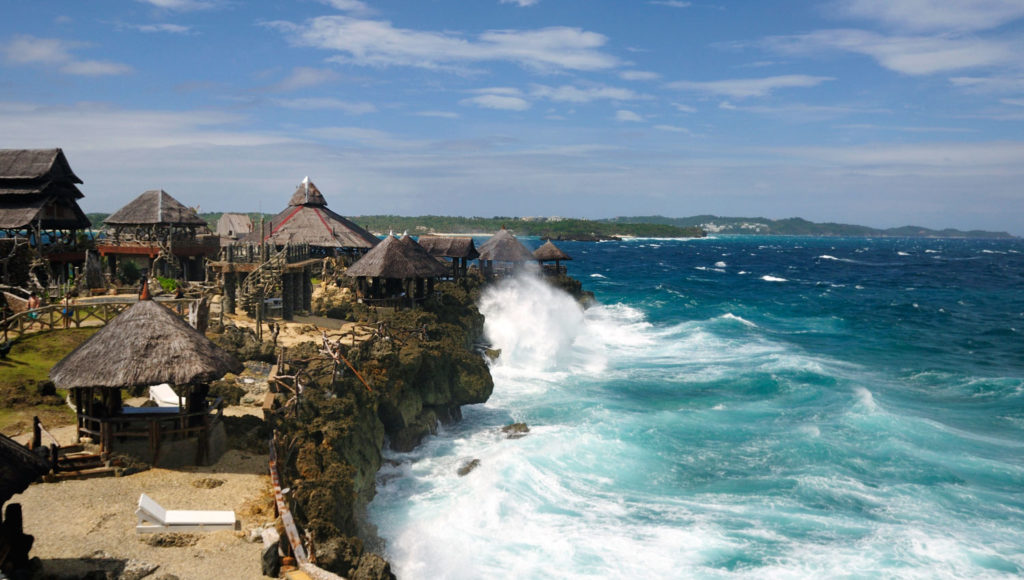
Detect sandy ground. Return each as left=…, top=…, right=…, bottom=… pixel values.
left=10, top=407, right=277, bottom=580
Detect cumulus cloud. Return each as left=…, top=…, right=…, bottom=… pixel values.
left=669, top=75, right=833, bottom=98
left=763, top=29, right=1014, bottom=75
left=835, top=0, right=1024, bottom=33
left=1, top=35, right=133, bottom=75
left=950, top=75, right=1024, bottom=94
left=654, top=124, right=691, bottom=133
left=649, top=1, right=691, bottom=7
left=620, top=70, right=660, bottom=81
left=460, top=94, right=531, bottom=111
left=269, top=16, right=619, bottom=72
left=501, top=0, right=540, bottom=6
left=321, top=0, right=373, bottom=14
left=130, top=23, right=191, bottom=34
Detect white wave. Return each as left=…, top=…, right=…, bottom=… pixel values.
left=695, top=266, right=726, bottom=273
left=819, top=254, right=839, bottom=261
left=714, top=261, right=727, bottom=268
left=590, top=273, right=607, bottom=278
left=762, top=275, right=788, bottom=282
left=925, top=249, right=940, bottom=254
left=897, top=251, right=911, bottom=256
left=720, top=313, right=758, bottom=328
left=853, top=386, right=878, bottom=412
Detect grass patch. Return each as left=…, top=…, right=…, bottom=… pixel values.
left=0, top=328, right=99, bottom=436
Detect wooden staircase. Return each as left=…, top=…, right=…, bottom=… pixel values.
left=238, top=246, right=286, bottom=314
left=46, top=445, right=117, bottom=481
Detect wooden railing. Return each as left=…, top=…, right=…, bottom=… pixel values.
left=1, top=298, right=192, bottom=339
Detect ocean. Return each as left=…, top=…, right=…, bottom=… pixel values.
left=367, top=236, right=1024, bottom=579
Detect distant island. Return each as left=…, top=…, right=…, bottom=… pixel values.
left=83, top=212, right=1014, bottom=240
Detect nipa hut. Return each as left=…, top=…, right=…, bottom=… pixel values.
left=99, top=189, right=219, bottom=281
left=416, top=235, right=479, bottom=279
left=0, top=148, right=92, bottom=283
left=49, top=285, right=243, bottom=466
left=477, top=227, right=535, bottom=278
left=215, top=212, right=252, bottom=244
left=345, top=235, right=449, bottom=308
left=259, top=177, right=378, bottom=258
left=533, top=240, right=572, bottom=275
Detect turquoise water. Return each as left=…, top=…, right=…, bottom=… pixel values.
left=368, top=236, right=1024, bottom=578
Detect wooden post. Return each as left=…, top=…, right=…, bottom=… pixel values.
left=282, top=272, right=294, bottom=321
left=31, top=416, right=41, bottom=450
left=224, top=271, right=236, bottom=314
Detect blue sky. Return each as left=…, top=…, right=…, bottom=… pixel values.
left=2, top=0, right=1023, bottom=234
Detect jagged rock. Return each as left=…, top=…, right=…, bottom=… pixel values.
left=501, top=422, right=530, bottom=439
left=350, top=553, right=396, bottom=580
left=209, top=325, right=275, bottom=363
left=457, top=459, right=481, bottom=477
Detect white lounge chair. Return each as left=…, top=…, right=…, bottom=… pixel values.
left=148, top=383, right=182, bottom=408
left=135, top=493, right=236, bottom=534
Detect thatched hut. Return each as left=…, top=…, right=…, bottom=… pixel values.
left=0, top=148, right=92, bottom=285
left=416, top=235, right=479, bottom=279
left=345, top=235, right=449, bottom=307
left=477, top=227, right=535, bottom=278
left=258, top=177, right=378, bottom=258
left=99, top=189, right=219, bottom=281
left=49, top=285, right=243, bottom=466
left=533, top=240, right=572, bottom=275
left=215, top=212, right=252, bottom=243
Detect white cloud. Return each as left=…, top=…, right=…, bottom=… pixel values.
left=649, top=1, right=691, bottom=7
left=654, top=124, right=692, bottom=133
left=270, top=16, right=619, bottom=72
left=764, top=29, right=1014, bottom=75
left=615, top=110, right=644, bottom=122
left=531, top=84, right=648, bottom=103
left=271, top=98, right=376, bottom=114
left=304, top=126, right=425, bottom=148
left=620, top=70, right=660, bottom=81
left=669, top=75, right=833, bottom=98
left=1, top=35, right=133, bottom=76
left=135, top=0, right=216, bottom=11
left=501, top=0, right=540, bottom=6
left=132, top=23, right=191, bottom=34
left=273, top=67, right=341, bottom=91
left=416, top=110, right=460, bottom=119
left=950, top=75, right=1024, bottom=94
left=672, top=102, right=697, bottom=113
left=1001, top=98, right=1024, bottom=107
left=460, top=94, right=531, bottom=111
left=836, top=0, right=1024, bottom=33
left=321, top=0, right=373, bottom=14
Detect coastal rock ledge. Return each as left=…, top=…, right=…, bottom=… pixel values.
left=258, top=280, right=493, bottom=578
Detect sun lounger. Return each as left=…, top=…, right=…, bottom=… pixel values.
left=148, top=383, right=182, bottom=408
left=135, top=493, right=236, bottom=533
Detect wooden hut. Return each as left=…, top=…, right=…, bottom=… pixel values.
left=477, top=227, right=535, bottom=278
left=49, top=285, right=243, bottom=466
left=533, top=240, right=572, bottom=275
left=99, top=189, right=219, bottom=281
left=259, top=177, right=378, bottom=258
left=0, top=434, right=50, bottom=575
left=345, top=235, right=449, bottom=308
left=0, top=148, right=92, bottom=284
left=416, top=235, right=479, bottom=279
left=215, top=212, right=252, bottom=244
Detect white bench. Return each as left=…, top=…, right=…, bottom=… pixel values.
left=135, top=493, right=236, bottom=533
left=148, top=383, right=182, bottom=408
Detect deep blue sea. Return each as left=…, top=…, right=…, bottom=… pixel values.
left=367, top=236, right=1024, bottom=579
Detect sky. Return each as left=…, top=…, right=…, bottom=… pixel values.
left=2, top=0, right=1023, bottom=234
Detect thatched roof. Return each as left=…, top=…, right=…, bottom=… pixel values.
left=533, top=240, right=572, bottom=262
left=216, top=213, right=252, bottom=238
left=0, top=195, right=91, bottom=230
left=288, top=176, right=327, bottom=207
left=417, top=236, right=479, bottom=260
left=50, top=298, right=243, bottom=389
left=0, top=148, right=82, bottom=184
left=105, top=190, right=207, bottom=227
left=260, top=178, right=377, bottom=249
left=478, top=228, right=534, bottom=262
left=0, top=433, right=50, bottom=505
left=345, top=235, right=450, bottom=279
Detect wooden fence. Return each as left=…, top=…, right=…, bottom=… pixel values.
left=1, top=299, right=192, bottom=340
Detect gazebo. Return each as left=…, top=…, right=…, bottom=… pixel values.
left=477, top=227, right=535, bottom=278
left=49, top=285, right=243, bottom=466
left=533, top=240, right=572, bottom=275
left=345, top=235, right=449, bottom=308
left=416, top=235, right=479, bottom=279
left=259, top=177, right=379, bottom=259
left=99, top=189, right=219, bottom=281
